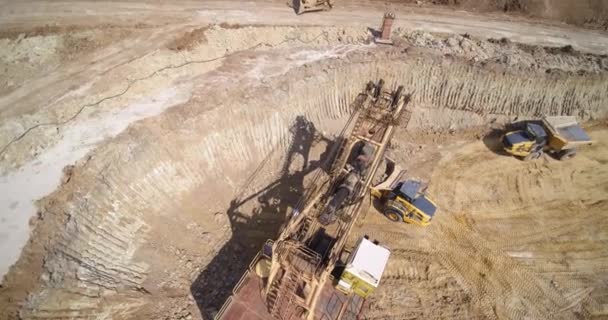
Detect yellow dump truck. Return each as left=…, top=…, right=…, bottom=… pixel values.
left=371, top=166, right=437, bottom=227
left=502, top=116, right=593, bottom=161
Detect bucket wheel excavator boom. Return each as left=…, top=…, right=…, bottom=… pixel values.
left=216, top=80, right=413, bottom=320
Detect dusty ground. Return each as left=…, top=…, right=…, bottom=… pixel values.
left=353, top=125, right=608, bottom=319
left=0, top=1, right=607, bottom=319
left=410, top=0, right=608, bottom=30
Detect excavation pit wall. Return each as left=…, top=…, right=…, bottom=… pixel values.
left=4, top=47, right=608, bottom=319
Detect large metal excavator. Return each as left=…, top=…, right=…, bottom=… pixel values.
left=216, top=80, right=412, bottom=320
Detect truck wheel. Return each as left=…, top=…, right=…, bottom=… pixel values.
left=391, top=86, right=404, bottom=108
left=294, top=0, right=304, bottom=14
left=558, top=149, right=576, bottom=161
left=384, top=208, right=402, bottom=222
left=523, top=151, right=542, bottom=161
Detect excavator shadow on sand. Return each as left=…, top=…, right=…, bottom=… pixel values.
left=190, top=115, right=337, bottom=319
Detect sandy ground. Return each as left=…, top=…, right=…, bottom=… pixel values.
left=353, top=126, right=608, bottom=319
left=0, top=1, right=607, bottom=319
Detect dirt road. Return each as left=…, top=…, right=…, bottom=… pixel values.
left=1, top=0, right=608, bottom=53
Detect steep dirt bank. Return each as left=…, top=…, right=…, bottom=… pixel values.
left=2, top=26, right=606, bottom=173
left=1, top=23, right=607, bottom=319
left=416, top=0, right=608, bottom=30
left=513, top=0, right=608, bottom=29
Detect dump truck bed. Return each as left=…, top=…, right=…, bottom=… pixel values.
left=543, top=116, right=592, bottom=150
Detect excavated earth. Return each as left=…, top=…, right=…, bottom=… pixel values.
left=1, top=3, right=608, bottom=320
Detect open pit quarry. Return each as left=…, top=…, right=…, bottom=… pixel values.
left=1, top=1, right=608, bottom=319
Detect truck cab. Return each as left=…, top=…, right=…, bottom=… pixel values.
left=383, top=180, right=437, bottom=226
left=370, top=163, right=437, bottom=227
left=502, top=122, right=547, bottom=159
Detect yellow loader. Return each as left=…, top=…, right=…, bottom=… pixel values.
left=371, top=164, right=437, bottom=227
left=502, top=116, right=593, bottom=161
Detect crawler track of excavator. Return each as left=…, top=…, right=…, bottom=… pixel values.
left=216, top=80, right=412, bottom=320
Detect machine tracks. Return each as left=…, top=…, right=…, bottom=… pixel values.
left=355, top=130, right=608, bottom=319
left=365, top=248, right=475, bottom=320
